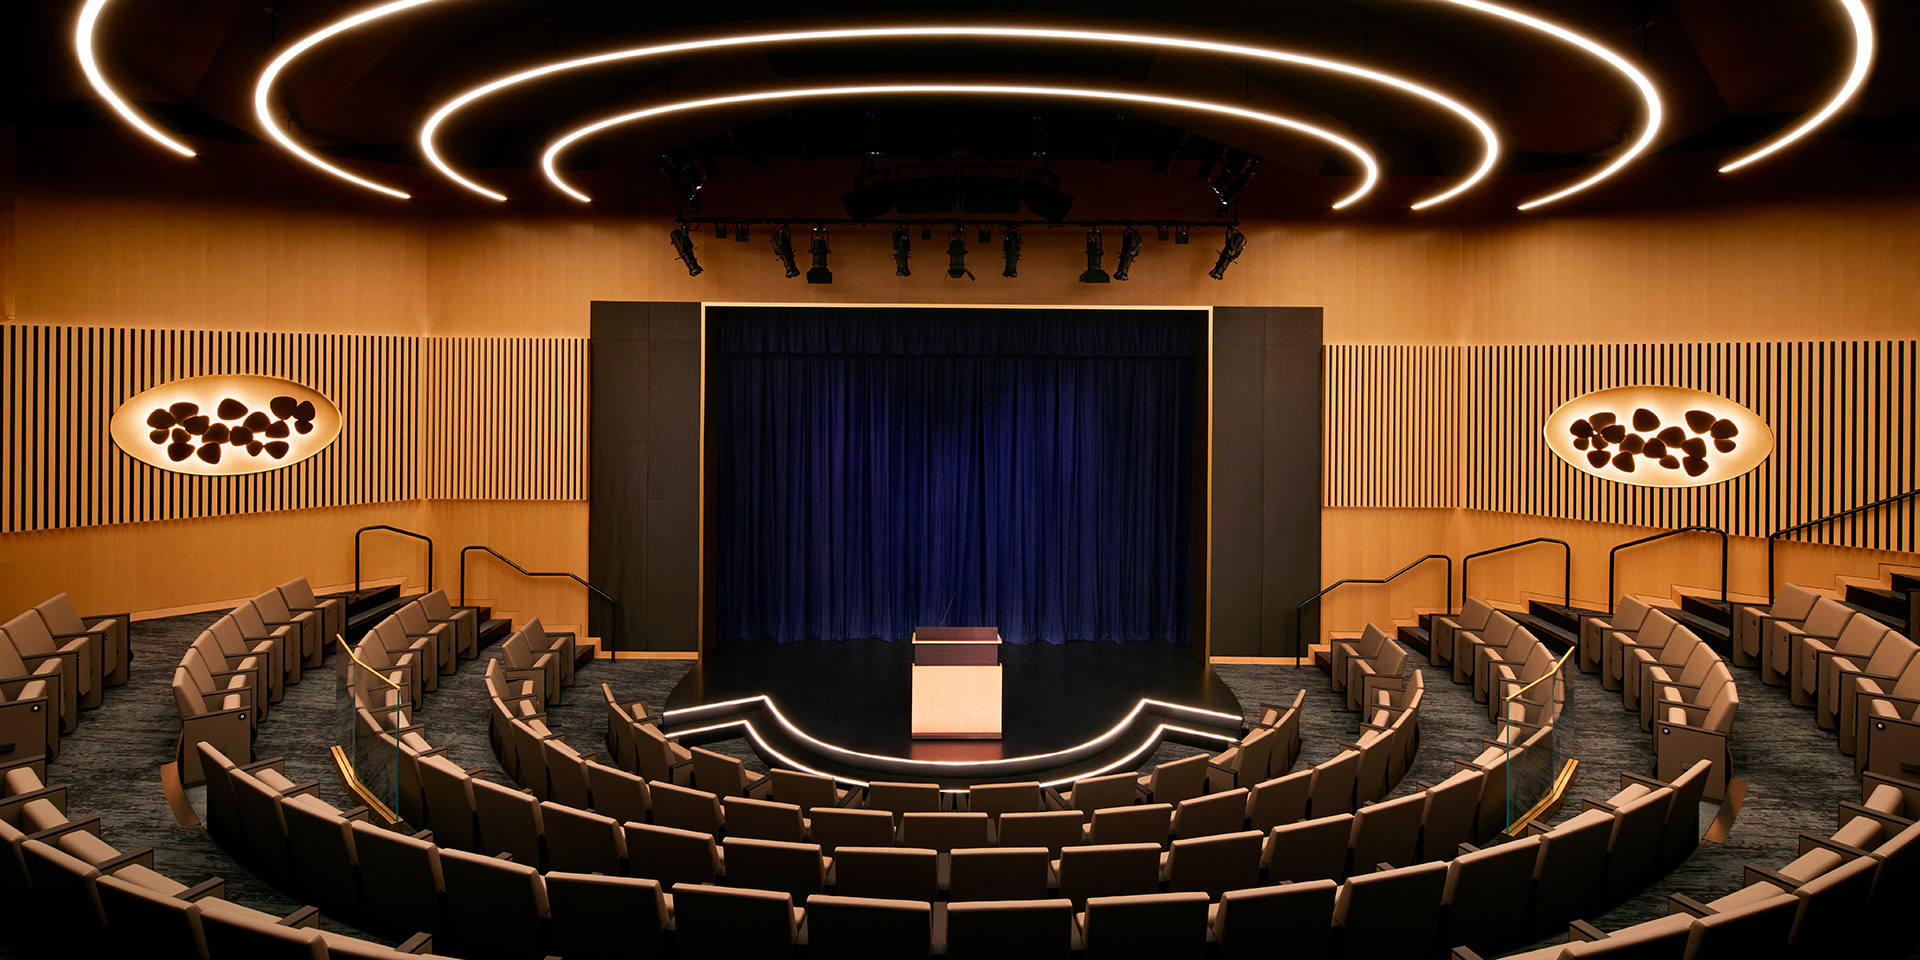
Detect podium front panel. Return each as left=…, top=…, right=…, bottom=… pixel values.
left=911, top=664, right=1003, bottom=739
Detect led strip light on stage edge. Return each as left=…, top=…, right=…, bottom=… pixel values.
left=1719, top=0, right=1875, bottom=173
left=544, top=84, right=1381, bottom=208
left=422, top=24, right=1498, bottom=210
left=662, top=694, right=1241, bottom=791
left=75, top=0, right=196, bottom=157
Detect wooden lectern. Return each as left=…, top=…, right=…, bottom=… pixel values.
left=910, top=627, right=1002, bottom=739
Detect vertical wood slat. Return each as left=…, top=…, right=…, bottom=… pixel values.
left=1323, top=339, right=1918, bottom=548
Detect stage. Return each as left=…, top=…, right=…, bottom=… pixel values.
left=661, top=638, right=1246, bottom=789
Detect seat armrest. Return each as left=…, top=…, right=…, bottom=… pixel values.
left=340, top=806, right=373, bottom=822
left=395, top=932, right=436, bottom=955
left=278, top=905, right=322, bottom=928
left=29, top=815, right=103, bottom=842
left=1796, top=832, right=1872, bottom=860
left=277, top=781, right=322, bottom=798
left=177, top=878, right=226, bottom=901
left=1668, top=893, right=1717, bottom=917
left=1451, top=949, right=1490, bottom=960
left=1042, top=785, right=1069, bottom=811
left=838, top=785, right=869, bottom=808
left=1580, top=798, right=1621, bottom=814
left=95, top=846, right=159, bottom=873
left=1618, top=771, right=1672, bottom=791
left=239, top=757, right=287, bottom=774
left=1206, top=760, right=1238, bottom=775
left=1742, top=862, right=1805, bottom=890
left=1567, top=919, right=1607, bottom=942
left=1836, top=802, right=1914, bottom=834
left=634, top=715, right=663, bottom=727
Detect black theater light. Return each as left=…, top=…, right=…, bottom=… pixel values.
left=1152, top=130, right=1188, bottom=175
left=1174, top=226, right=1190, bottom=244
left=1190, top=140, right=1223, bottom=183
left=669, top=227, right=702, bottom=277
left=947, top=229, right=971, bottom=279
left=771, top=226, right=800, bottom=279
left=1079, top=229, right=1110, bottom=284
left=734, top=222, right=750, bottom=242
left=1113, top=227, right=1142, bottom=281
left=1212, top=151, right=1259, bottom=215
left=1209, top=227, right=1247, bottom=280
left=892, top=226, right=911, bottom=277
left=1022, top=171, right=1075, bottom=222
left=806, top=228, right=832, bottom=284
left=1001, top=228, right=1022, bottom=278
left=979, top=227, right=992, bottom=245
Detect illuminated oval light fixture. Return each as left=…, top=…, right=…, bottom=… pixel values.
left=1428, top=0, right=1662, bottom=211
left=74, top=0, right=196, bottom=157
left=422, top=25, right=1496, bottom=209
left=544, top=84, right=1381, bottom=209
left=1543, top=385, right=1772, bottom=488
left=1719, top=0, right=1874, bottom=173
left=110, top=374, right=342, bottom=476
left=252, top=0, right=447, bottom=199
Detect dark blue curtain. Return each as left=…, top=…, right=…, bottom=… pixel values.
left=712, top=307, right=1196, bottom=645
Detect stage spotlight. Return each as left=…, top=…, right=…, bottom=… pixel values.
left=921, top=226, right=932, bottom=240
left=771, top=226, right=800, bottom=278
left=734, top=222, right=750, bottom=242
left=1191, top=140, right=1223, bottom=182
left=1209, top=228, right=1247, bottom=280
left=1152, top=130, right=1188, bottom=175
left=669, top=226, right=702, bottom=277
left=892, top=226, right=911, bottom=277
left=1174, top=226, right=1191, bottom=244
left=979, top=227, right=992, bottom=245
left=1156, top=226, right=1170, bottom=241
left=1021, top=171, right=1075, bottom=222
left=714, top=223, right=728, bottom=239
left=1080, top=229, right=1111, bottom=284
left=806, top=228, right=832, bottom=284
left=1029, top=114, right=1049, bottom=158
left=1002, top=228, right=1022, bottom=278
left=947, top=229, right=972, bottom=280
left=865, top=112, right=885, bottom=156
left=1114, top=227, right=1142, bottom=281
left=1212, top=152, right=1260, bottom=215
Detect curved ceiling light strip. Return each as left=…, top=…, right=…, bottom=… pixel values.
left=74, top=0, right=196, bottom=157
left=1719, top=0, right=1874, bottom=173
left=253, top=0, right=448, bottom=200
left=544, top=84, right=1382, bottom=209
left=423, top=25, right=1495, bottom=209
left=1427, top=0, right=1662, bottom=210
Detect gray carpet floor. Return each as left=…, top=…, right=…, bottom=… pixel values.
left=6, top=614, right=1906, bottom=959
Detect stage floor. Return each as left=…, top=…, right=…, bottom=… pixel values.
left=663, top=638, right=1245, bottom=787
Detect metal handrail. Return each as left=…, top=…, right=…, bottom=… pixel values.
left=1606, top=526, right=1727, bottom=610
left=460, top=545, right=618, bottom=650
left=1292, top=554, right=1451, bottom=664
left=1462, top=538, right=1571, bottom=609
left=355, top=525, right=433, bottom=593
left=1767, top=488, right=1919, bottom=602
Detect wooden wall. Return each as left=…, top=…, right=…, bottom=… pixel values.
left=423, top=336, right=589, bottom=501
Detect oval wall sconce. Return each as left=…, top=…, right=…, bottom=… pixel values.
left=1543, top=385, right=1773, bottom=488
left=109, top=374, right=342, bottom=476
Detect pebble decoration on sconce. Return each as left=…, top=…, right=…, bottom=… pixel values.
left=1543, top=385, right=1773, bottom=488
left=110, top=374, right=342, bottom=476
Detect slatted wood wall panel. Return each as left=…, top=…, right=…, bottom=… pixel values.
left=1324, top=345, right=1461, bottom=509
left=1325, top=340, right=1919, bottom=549
left=424, top=337, right=588, bottom=501
left=1, top=323, right=418, bottom=533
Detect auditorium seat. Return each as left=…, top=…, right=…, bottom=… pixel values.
left=600, top=684, right=647, bottom=772
left=1525, top=810, right=1614, bottom=935
left=769, top=767, right=853, bottom=813
left=1809, top=623, right=1910, bottom=724
left=1330, top=623, right=1390, bottom=694
left=191, top=634, right=271, bottom=713
left=1454, top=612, right=1521, bottom=687
left=92, top=872, right=215, bottom=960
left=809, top=807, right=896, bottom=854
left=1160, top=829, right=1261, bottom=897
left=1837, top=643, right=1920, bottom=753
left=1860, top=691, right=1920, bottom=783
left=1440, top=834, right=1543, bottom=955
left=416, top=589, right=479, bottom=662
left=1418, top=768, right=1484, bottom=860
left=1264, top=813, right=1353, bottom=883
left=691, top=746, right=773, bottom=800
left=996, top=809, right=1086, bottom=855
left=1211, top=881, right=1337, bottom=960
left=346, top=820, right=444, bottom=943
left=722, top=796, right=809, bottom=842
left=199, top=903, right=332, bottom=960
left=172, top=668, right=252, bottom=785
left=32, top=594, right=128, bottom=688
left=1432, top=598, right=1496, bottom=671
left=584, top=759, right=651, bottom=824
left=1172, top=787, right=1249, bottom=839
left=500, top=633, right=560, bottom=705
left=416, top=755, right=480, bottom=852
left=649, top=781, right=726, bottom=835
left=670, top=883, right=803, bottom=960
left=1731, top=583, right=1821, bottom=671
left=1348, top=791, right=1426, bottom=870
left=1058, top=772, right=1138, bottom=819
left=539, top=800, right=623, bottom=876
left=899, top=811, right=994, bottom=863
left=274, top=577, right=346, bottom=657
left=625, top=821, right=724, bottom=888
left=630, top=721, right=694, bottom=785
left=945, top=898, right=1079, bottom=960
left=370, top=617, right=438, bottom=694
left=1053, top=841, right=1162, bottom=905
left=1206, top=726, right=1275, bottom=792
left=543, top=872, right=671, bottom=960
left=1253, top=689, right=1306, bottom=774
left=394, top=603, right=458, bottom=676
left=248, top=589, right=321, bottom=670
left=1486, top=643, right=1555, bottom=716
left=1619, top=622, right=1701, bottom=713
left=518, top=617, right=577, bottom=689
left=439, top=849, right=548, bottom=960
left=966, top=780, right=1041, bottom=822
left=1653, top=671, right=1739, bottom=799
left=864, top=781, right=940, bottom=827
left=1348, top=640, right=1411, bottom=713
left=829, top=846, right=936, bottom=901
left=0, top=633, right=61, bottom=761
left=1138, top=753, right=1208, bottom=806
left=351, top=638, right=419, bottom=708
left=1088, top=802, right=1172, bottom=847
left=1580, top=596, right=1654, bottom=678
left=1, top=621, right=82, bottom=732
left=1308, top=749, right=1361, bottom=817
left=206, top=616, right=284, bottom=703
left=540, top=737, right=593, bottom=809
left=1473, top=625, right=1542, bottom=704
left=1080, top=891, right=1211, bottom=960
left=1246, top=768, right=1312, bottom=833
left=801, top=894, right=932, bottom=960
left=279, top=793, right=363, bottom=919
left=722, top=836, right=829, bottom=903
left=3, top=610, right=98, bottom=711
left=1332, top=860, right=1448, bottom=960
left=229, top=603, right=304, bottom=684
left=1760, top=596, right=1855, bottom=689
left=1636, top=641, right=1722, bottom=730
left=947, top=846, right=1052, bottom=901
left=1604, top=610, right=1682, bottom=695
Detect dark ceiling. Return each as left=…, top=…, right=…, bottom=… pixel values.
left=5, top=0, right=1915, bottom=218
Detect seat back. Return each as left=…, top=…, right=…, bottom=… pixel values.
left=1331, top=860, right=1449, bottom=960
left=471, top=777, right=544, bottom=866
left=1247, top=768, right=1313, bottom=833
left=1265, top=813, right=1353, bottom=883
left=94, top=873, right=207, bottom=960
left=1, top=612, right=59, bottom=657
left=1770, top=584, right=1821, bottom=620
left=831, top=845, right=937, bottom=901
left=720, top=837, right=827, bottom=902
left=1082, top=892, right=1211, bottom=960
left=1089, top=802, right=1172, bottom=847
left=808, top=807, right=896, bottom=853
left=867, top=781, right=941, bottom=824
left=722, top=796, right=808, bottom=842
left=691, top=746, right=753, bottom=798
left=769, top=768, right=842, bottom=813
left=1348, top=790, right=1426, bottom=869
left=996, top=809, right=1085, bottom=855
left=418, top=588, right=456, bottom=620
left=649, top=781, right=724, bottom=834
left=669, top=883, right=798, bottom=956
left=542, top=737, right=592, bottom=809
left=1055, top=841, right=1162, bottom=904
left=1441, top=834, right=1541, bottom=954
left=281, top=798, right=360, bottom=918
left=1144, top=753, right=1208, bottom=805
left=945, top=899, right=1076, bottom=960
left=1212, top=880, right=1336, bottom=960
left=1420, top=768, right=1484, bottom=859
left=948, top=846, right=1052, bottom=901
left=200, top=907, right=329, bottom=960
left=1164, top=829, right=1262, bottom=897
left=803, top=895, right=933, bottom=960
left=1308, top=750, right=1360, bottom=817
left=1531, top=812, right=1614, bottom=932
left=1067, top=772, right=1138, bottom=815
left=623, top=822, right=721, bottom=888
left=1174, top=787, right=1248, bottom=840
left=899, top=811, right=993, bottom=851
left=544, top=872, right=670, bottom=960
left=967, top=781, right=1041, bottom=821
left=540, top=801, right=623, bottom=876
left=584, top=760, right=650, bottom=825
left=347, top=820, right=445, bottom=942
left=1799, top=597, right=1856, bottom=638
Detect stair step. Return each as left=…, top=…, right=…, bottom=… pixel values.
left=1839, top=599, right=1907, bottom=635
left=1891, top=572, right=1920, bottom=594
left=1845, top=584, right=1911, bottom=621
left=477, top=618, right=514, bottom=651
left=1679, top=593, right=1734, bottom=628
left=1509, top=610, right=1577, bottom=655
left=1527, top=602, right=1612, bottom=636
left=344, top=596, right=412, bottom=643
left=1397, top=624, right=1431, bottom=656
left=337, top=584, right=400, bottom=620
left=1655, top=606, right=1733, bottom=650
